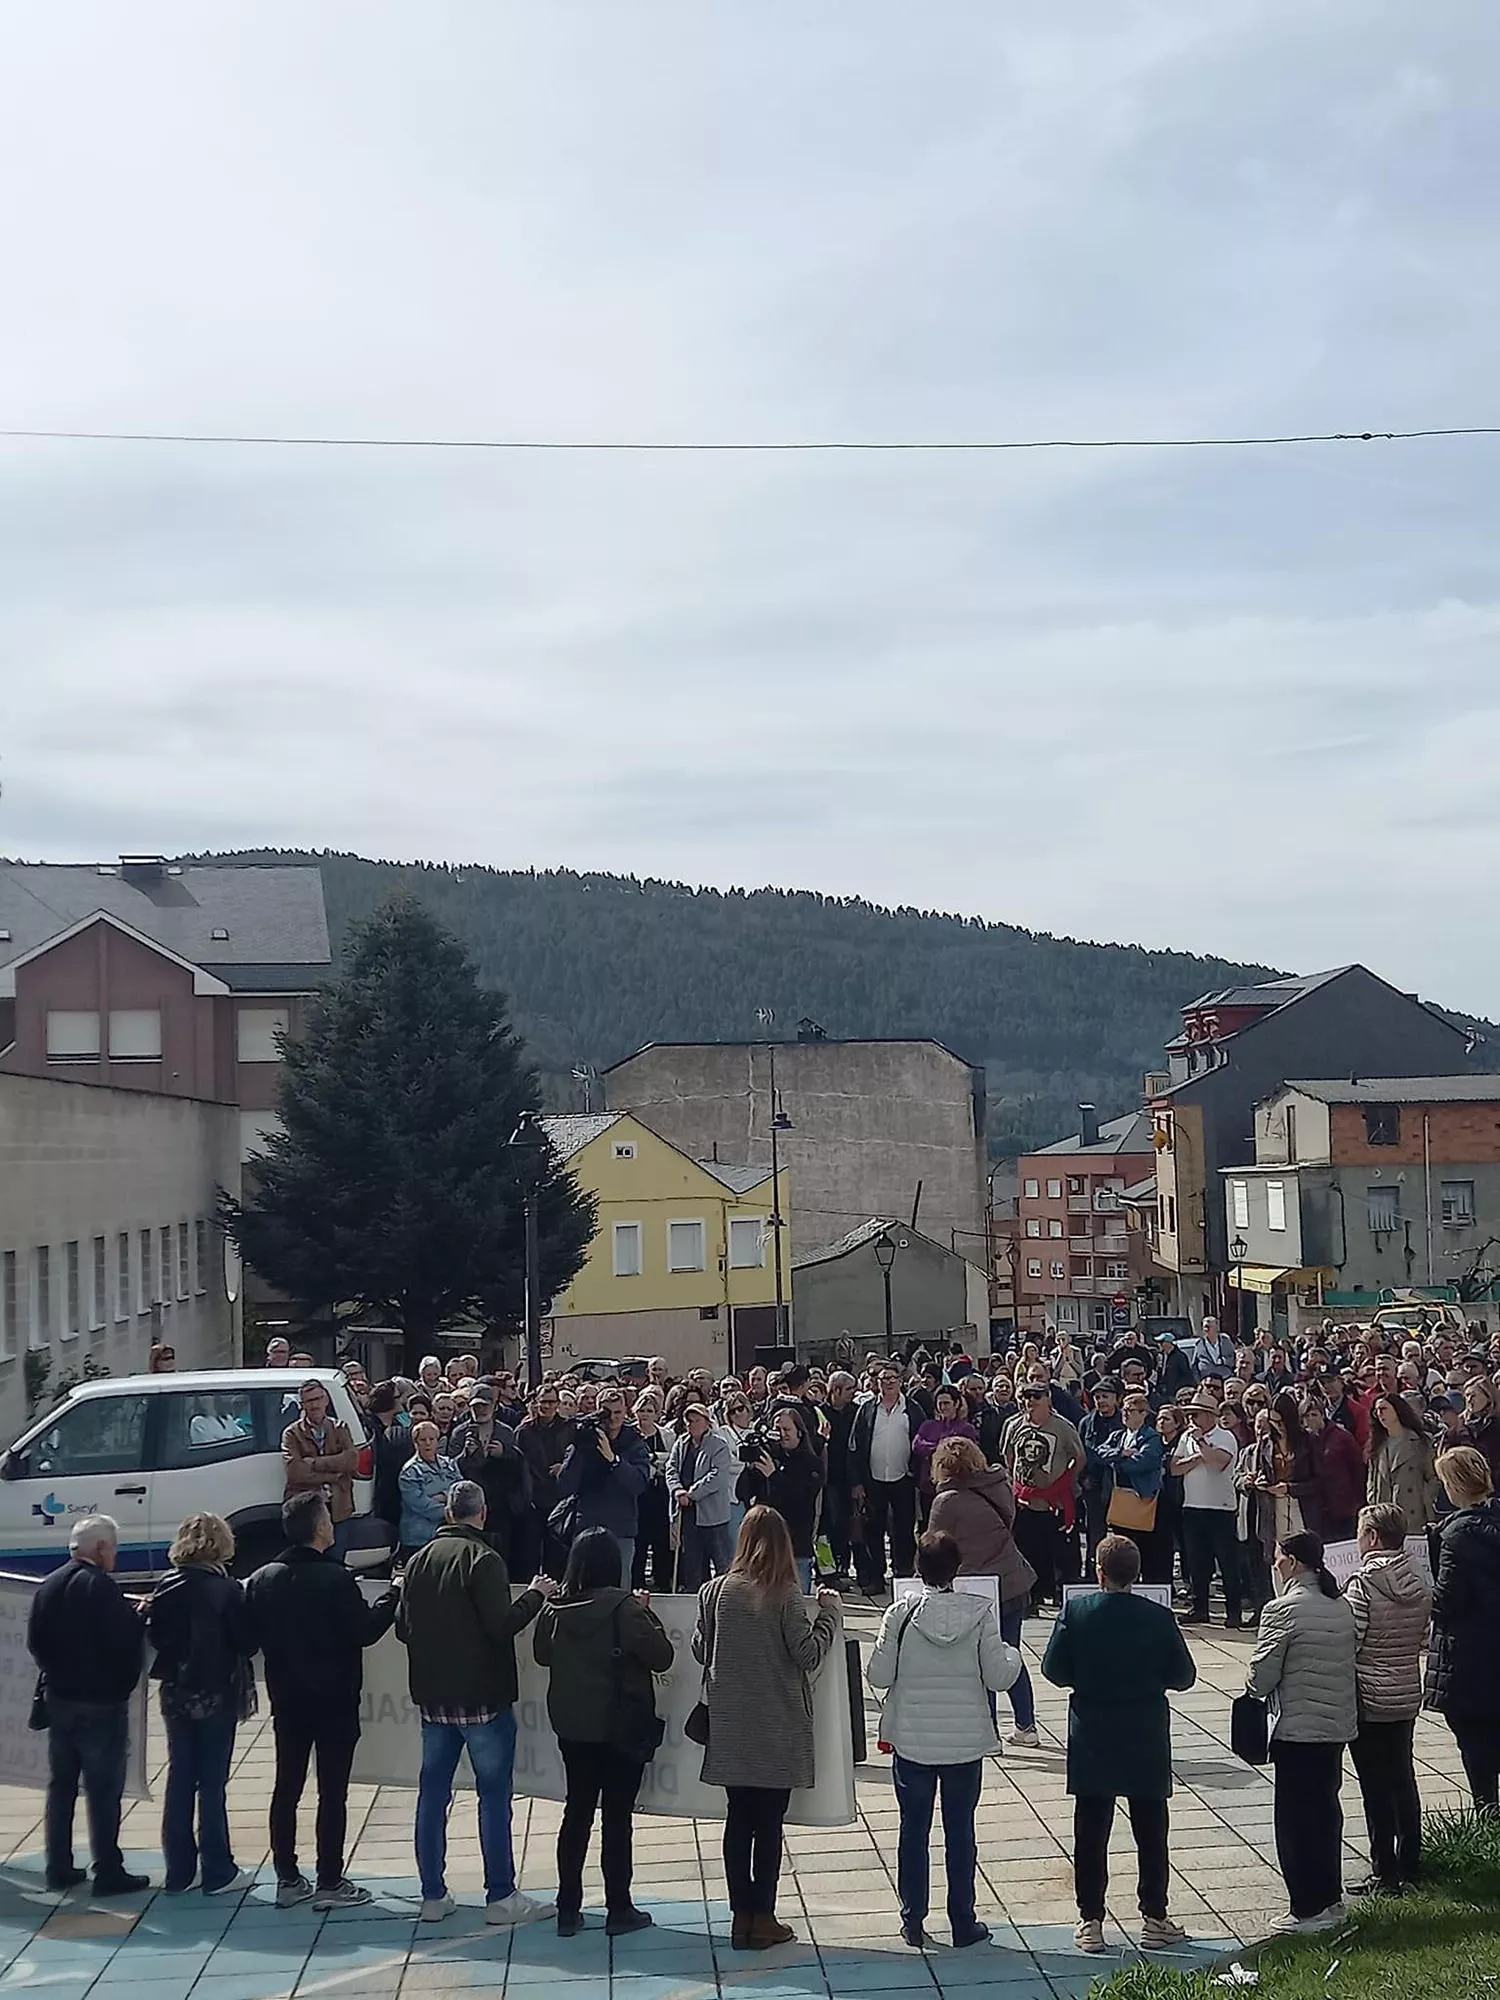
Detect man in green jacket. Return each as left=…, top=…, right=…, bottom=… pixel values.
left=397, top=1479, right=558, bottom=1925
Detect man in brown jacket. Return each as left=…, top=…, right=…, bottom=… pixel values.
left=283, top=1380, right=359, bottom=1559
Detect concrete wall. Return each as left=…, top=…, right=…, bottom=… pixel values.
left=0, top=1075, right=240, bottom=1445
left=792, top=1229, right=975, bottom=1352
left=544, top=1304, right=734, bottom=1379
left=606, top=1041, right=987, bottom=1263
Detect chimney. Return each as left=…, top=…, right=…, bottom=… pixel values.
left=1078, top=1103, right=1100, bottom=1148
left=119, top=854, right=168, bottom=883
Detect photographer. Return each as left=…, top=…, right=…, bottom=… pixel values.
left=735, top=1408, right=824, bottom=1593
left=556, top=1385, right=651, bottom=1582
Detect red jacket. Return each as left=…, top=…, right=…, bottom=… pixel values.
left=1313, top=1420, right=1366, bottom=1528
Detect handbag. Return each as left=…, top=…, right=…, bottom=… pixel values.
left=605, top=1601, right=666, bottom=1764
left=684, top=1577, right=721, bottom=1748
left=1107, top=1484, right=1158, bottom=1533
left=1230, top=1693, right=1270, bottom=1766
left=27, top=1672, right=47, bottom=1733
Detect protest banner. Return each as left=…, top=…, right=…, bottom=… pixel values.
left=894, top=1574, right=1001, bottom=1627
left=352, top=1589, right=857, bottom=1827
left=1060, top=1582, right=1174, bottom=1610
left=1321, top=1535, right=1433, bottom=1592
left=0, top=1572, right=150, bottom=1797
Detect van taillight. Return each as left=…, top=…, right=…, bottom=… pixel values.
left=356, top=1445, right=373, bottom=1479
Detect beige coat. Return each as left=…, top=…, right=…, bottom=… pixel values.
left=282, top=1415, right=359, bottom=1524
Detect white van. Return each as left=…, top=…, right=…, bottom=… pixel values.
left=0, top=1369, right=394, bottom=1583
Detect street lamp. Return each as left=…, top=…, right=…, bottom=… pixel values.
left=509, top=1114, right=548, bottom=1390
left=873, top=1230, right=898, bottom=1348
left=756, top=1013, right=794, bottom=1349
left=1229, top=1233, right=1249, bottom=1340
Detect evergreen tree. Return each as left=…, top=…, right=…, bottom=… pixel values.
left=222, top=897, right=595, bottom=1371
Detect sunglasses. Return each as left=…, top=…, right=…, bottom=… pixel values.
left=1022, top=1387, right=1049, bottom=1399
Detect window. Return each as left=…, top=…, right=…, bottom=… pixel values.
left=727, top=1217, right=765, bottom=1269
left=1050, top=1260, right=1067, bottom=1280
left=91, top=1237, right=107, bottom=1332
left=13, top=1395, right=149, bottom=1480
left=611, top=1140, right=637, bottom=1160
left=1025, top=1219, right=1042, bottom=1238
left=1230, top=1180, right=1250, bottom=1230
left=1046, top=1179, right=1063, bottom=1199
left=1048, top=1219, right=1064, bottom=1238
left=194, top=1219, right=208, bottom=1293
left=1285, top=1103, right=1298, bottom=1163
left=138, top=1229, right=152, bottom=1312
left=236, top=1005, right=289, bottom=1063
left=156, top=1390, right=259, bottom=1471
left=1026, top=1258, right=1043, bottom=1278
left=1, top=1252, right=15, bottom=1358
left=64, top=1241, right=81, bottom=1336
left=1266, top=1181, right=1287, bottom=1232
left=1367, top=1186, right=1400, bottom=1234
left=1091, top=1304, right=1109, bottom=1333
left=1364, top=1105, right=1400, bottom=1147
left=1103, top=1261, right=1130, bottom=1281
left=612, top=1223, right=642, bottom=1277
left=45, top=1010, right=100, bottom=1062
left=31, top=1247, right=51, bottom=1347
left=109, top=1009, right=162, bottom=1061
left=667, top=1220, right=706, bottom=1273
left=1023, top=1178, right=1039, bottom=1198
left=1067, top=1177, right=1084, bottom=1195
left=1167, top=1196, right=1177, bottom=1234
left=115, top=1233, right=131, bottom=1323
left=159, top=1227, right=174, bottom=1308
left=176, top=1224, right=190, bottom=1301
left=1441, top=1180, right=1476, bottom=1226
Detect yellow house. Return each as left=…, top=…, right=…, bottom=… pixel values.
left=541, top=1112, right=788, bottom=1377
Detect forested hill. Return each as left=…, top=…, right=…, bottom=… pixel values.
left=203, top=850, right=1292, bottom=1154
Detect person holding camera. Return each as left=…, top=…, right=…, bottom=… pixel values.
left=736, top=1409, right=825, bottom=1594
left=667, top=1405, right=737, bottom=1588
left=556, top=1386, right=651, bottom=1582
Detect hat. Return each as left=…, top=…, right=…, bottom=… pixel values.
left=1154, top=1327, right=1177, bottom=1343
left=468, top=1385, right=495, bottom=1408
left=1434, top=1393, right=1465, bottom=1413
left=1182, top=1396, right=1221, bottom=1418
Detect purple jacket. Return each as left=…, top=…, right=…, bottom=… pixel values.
left=912, top=1416, right=979, bottom=1497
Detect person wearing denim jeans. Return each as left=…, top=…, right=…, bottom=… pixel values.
left=397, top=1481, right=558, bottom=1925
left=891, top=1755, right=984, bottom=1940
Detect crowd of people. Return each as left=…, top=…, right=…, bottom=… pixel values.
left=26, top=1312, right=1500, bottom=1953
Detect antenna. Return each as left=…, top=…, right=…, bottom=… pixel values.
left=570, top=1062, right=599, bottom=1114
left=754, top=1006, right=775, bottom=1031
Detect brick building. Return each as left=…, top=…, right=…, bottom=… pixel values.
left=1015, top=1107, right=1156, bottom=1338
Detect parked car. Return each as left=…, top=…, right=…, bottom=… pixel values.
left=567, top=1356, right=653, bottom=1385
left=0, top=1369, right=393, bottom=1582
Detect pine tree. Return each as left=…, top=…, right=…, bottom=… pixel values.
left=223, top=897, right=595, bottom=1371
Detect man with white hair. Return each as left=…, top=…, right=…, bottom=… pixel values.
left=820, top=1372, right=860, bottom=1586
left=28, top=1516, right=148, bottom=1894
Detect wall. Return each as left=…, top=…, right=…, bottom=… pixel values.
left=606, top=1041, right=986, bottom=1264
left=545, top=1305, right=733, bottom=1378
left=0, top=1075, right=240, bottom=1445
left=792, top=1230, right=973, bottom=1351
left=1327, top=1099, right=1500, bottom=1167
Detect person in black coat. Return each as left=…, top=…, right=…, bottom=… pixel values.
left=1424, top=1447, right=1500, bottom=1810
left=245, top=1492, right=397, bottom=1908
left=819, top=1376, right=860, bottom=1583
left=27, top=1515, right=148, bottom=1894
left=737, top=1409, right=825, bottom=1591
left=449, top=1387, right=531, bottom=1572
left=147, top=1512, right=257, bottom=1894
left=368, top=1383, right=414, bottom=1532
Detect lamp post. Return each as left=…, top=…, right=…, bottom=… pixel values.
left=873, top=1230, right=897, bottom=1348
left=1230, top=1233, right=1249, bottom=1341
left=509, top=1114, right=547, bottom=1391
left=768, top=1042, right=793, bottom=1347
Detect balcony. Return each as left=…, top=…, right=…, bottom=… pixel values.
left=1097, top=1234, right=1130, bottom=1257
left=1093, top=1193, right=1122, bottom=1213
left=1068, top=1235, right=1093, bottom=1252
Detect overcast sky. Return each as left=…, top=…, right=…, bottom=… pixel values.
left=2, top=2, right=1498, bottom=1010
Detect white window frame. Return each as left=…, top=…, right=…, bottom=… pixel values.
left=1047, top=1219, right=1063, bottom=1238
left=115, top=1233, right=131, bottom=1324
left=611, top=1222, right=642, bottom=1278
left=1266, top=1181, right=1287, bottom=1232
left=727, top=1216, right=765, bottom=1270
left=45, top=1010, right=100, bottom=1062
left=1026, top=1258, right=1043, bottom=1278
left=611, top=1140, right=637, bottom=1160
left=1441, top=1180, right=1476, bottom=1226
left=31, top=1246, right=51, bottom=1349
left=1046, top=1179, right=1063, bottom=1200
left=1025, top=1219, right=1042, bottom=1238
left=1050, top=1259, right=1067, bottom=1280
left=1, top=1251, right=16, bottom=1359
left=64, top=1240, right=81, bottom=1338
left=177, top=1222, right=191, bottom=1301
left=90, top=1236, right=107, bottom=1332
left=1023, top=1178, right=1039, bottom=1198
left=667, top=1218, right=706, bottom=1274
left=236, top=1005, right=289, bottom=1064
left=109, top=1009, right=162, bottom=1061
left=1230, top=1180, right=1250, bottom=1231
left=138, top=1228, right=153, bottom=1313
left=194, top=1219, right=209, bottom=1294
left=158, top=1227, right=174, bottom=1309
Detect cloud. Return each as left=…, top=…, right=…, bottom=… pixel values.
left=2, top=0, right=1499, bottom=1015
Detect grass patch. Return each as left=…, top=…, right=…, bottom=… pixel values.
left=1090, top=1812, right=1500, bottom=2000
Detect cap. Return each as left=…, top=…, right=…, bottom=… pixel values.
left=468, top=1386, right=495, bottom=1407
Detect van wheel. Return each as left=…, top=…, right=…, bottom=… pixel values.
left=229, top=1526, right=280, bottom=1578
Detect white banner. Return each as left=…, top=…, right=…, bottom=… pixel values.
left=1060, top=1582, right=1174, bottom=1610
left=0, top=1573, right=150, bottom=1798
left=1322, top=1536, right=1433, bottom=1593
left=894, top=1575, right=1001, bottom=1627
left=352, top=1591, right=857, bottom=1827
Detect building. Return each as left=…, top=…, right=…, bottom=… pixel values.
left=0, top=856, right=331, bottom=1163
left=988, top=1202, right=1020, bottom=1344
left=604, top=1036, right=987, bottom=1265
left=540, top=1112, right=788, bottom=1376
left=1014, top=1107, right=1156, bottom=1338
left=1224, top=1076, right=1500, bottom=1338
left=791, top=1218, right=990, bottom=1361
left=0, top=1073, right=239, bottom=1444
left=1148, top=966, right=1469, bottom=1334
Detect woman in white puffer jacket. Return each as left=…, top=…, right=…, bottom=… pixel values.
left=867, top=1530, right=1021, bottom=1951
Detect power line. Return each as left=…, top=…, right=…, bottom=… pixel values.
left=0, top=423, right=1497, bottom=455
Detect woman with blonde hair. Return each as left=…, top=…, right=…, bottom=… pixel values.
left=926, top=1435, right=1038, bottom=1745
left=1425, top=1445, right=1500, bottom=1810
left=692, top=1507, right=841, bottom=1950
left=146, top=1513, right=257, bottom=1895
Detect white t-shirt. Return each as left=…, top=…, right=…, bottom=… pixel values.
left=869, top=1400, right=913, bottom=1484
left=1174, top=1425, right=1239, bottom=1512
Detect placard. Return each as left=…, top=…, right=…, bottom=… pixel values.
left=1060, top=1583, right=1175, bottom=1610
left=893, top=1575, right=1001, bottom=1627
left=0, top=1572, right=150, bottom=1797
left=1321, top=1536, right=1433, bottom=1592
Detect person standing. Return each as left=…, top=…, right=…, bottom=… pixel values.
left=245, top=1492, right=397, bottom=1908
left=1303, top=1400, right=1365, bottom=1547
left=693, top=1508, right=841, bottom=1950
left=1344, top=1503, right=1431, bottom=1896
left=396, top=1479, right=558, bottom=1926
left=1424, top=1446, right=1500, bottom=1811
left=819, top=1373, right=860, bottom=1585
left=1246, top=1532, right=1357, bottom=1934
left=1189, top=1317, right=1237, bottom=1380
left=1460, top=1377, right=1500, bottom=1490
left=666, top=1405, right=736, bottom=1588
left=1367, top=1394, right=1438, bottom=1534
left=556, top=1386, right=651, bottom=1581
left=1078, top=1379, right=1125, bottom=1565
left=925, top=1438, right=1039, bottom=1745
left=27, top=1516, right=148, bottom=1895
left=281, top=1379, right=359, bottom=1560
left=517, top=1384, right=576, bottom=1577
left=147, top=1513, right=257, bottom=1896
left=1042, top=1534, right=1197, bottom=1954
left=848, top=1364, right=921, bottom=1593
left=450, top=1387, right=532, bottom=1572
left=532, top=1528, right=674, bottom=1936
left=1001, top=1383, right=1085, bottom=1607
left=1174, top=1398, right=1243, bottom=1628
left=629, top=1390, right=673, bottom=1590
left=736, top=1409, right=824, bottom=1593
left=1094, top=1391, right=1170, bottom=1585
left=866, top=1530, right=1020, bottom=1949
left=369, top=1382, right=414, bottom=1538
left=910, top=1387, right=979, bottom=1519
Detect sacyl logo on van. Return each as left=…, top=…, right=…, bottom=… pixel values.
left=30, top=1493, right=95, bottom=1524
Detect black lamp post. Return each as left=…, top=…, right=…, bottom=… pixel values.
left=1230, top=1233, right=1249, bottom=1340
left=509, top=1114, right=548, bottom=1390
left=873, top=1230, right=898, bottom=1348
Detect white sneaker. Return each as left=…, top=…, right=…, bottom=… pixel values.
left=1141, top=1915, right=1189, bottom=1949
left=206, top=1870, right=257, bottom=1897
left=1299, top=1903, right=1346, bottom=1933
left=486, top=1889, right=554, bottom=1928
left=1073, top=1918, right=1106, bottom=1953
left=420, top=1894, right=456, bottom=1922
left=1007, top=1726, right=1041, bottom=1748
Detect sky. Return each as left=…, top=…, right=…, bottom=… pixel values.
left=2, top=2, right=1498, bottom=1011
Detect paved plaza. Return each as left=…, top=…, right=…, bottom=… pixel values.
left=0, top=1600, right=1472, bottom=2000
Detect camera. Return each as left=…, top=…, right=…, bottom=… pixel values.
left=739, top=1427, right=782, bottom=1467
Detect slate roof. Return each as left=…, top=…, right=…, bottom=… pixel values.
left=1034, top=1110, right=1155, bottom=1156
left=1283, top=1076, right=1500, bottom=1105
left=540, top=1112, right=623, bottom=1159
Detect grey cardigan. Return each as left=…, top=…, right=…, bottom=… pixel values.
left=1247, top=1574, right=1357, bottom=1744
left=692, top=1574, right=838, bottom=1790
left=666, top=1428, right=736, bottom=1531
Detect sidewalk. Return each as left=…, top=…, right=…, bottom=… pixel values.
left=0, top=1603, right=1470, bottom=2000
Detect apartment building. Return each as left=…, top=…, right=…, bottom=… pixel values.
left=1015, top=1107, right=1155, bottom=1338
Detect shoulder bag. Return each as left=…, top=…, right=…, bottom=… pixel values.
left=1230, top=1692, right=1270, bottom=1766
left=684, top=1578, right=720, bottom=1747
left=1107, top=1484, right=1158, bottom=1532
left=875, top=1602, right=920, bottom=1754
